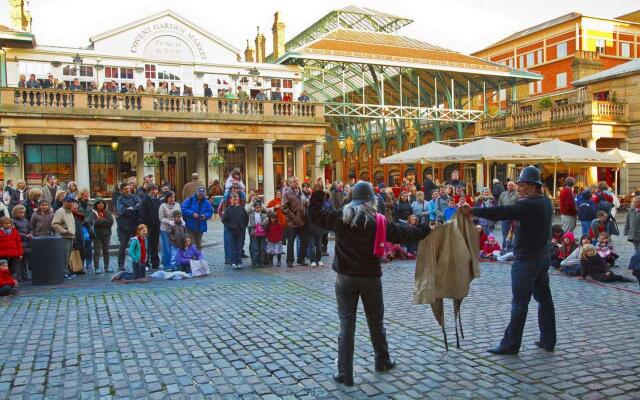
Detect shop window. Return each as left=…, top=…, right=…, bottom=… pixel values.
left=536, top=50, right=543, bottom=64
left=157, top=66, right=180, bottom=81
left=271, top=79, right=282, bottom=88
left=89, top=145, right=117, bottom=197
left=80, top=66, right=93, bottom=77
left=18, top=61, right=49, bottom=77
left=24, top=144, right=74, bottom=187
left=556, top=42, right=567, bottom=58
left=105, top=67, right=119, bottom=79
left=145, top=64, right=156, bottom=79
left=63, top=65, right=92, bottom=77
left=63, top=65, right=77, bottom=76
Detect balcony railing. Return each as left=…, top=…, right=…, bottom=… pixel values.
left=477, top=100, right=628, bottom=135
left=0, top=88, right=324, bottom=123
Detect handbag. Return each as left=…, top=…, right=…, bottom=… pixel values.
left=190, top=259, right=209, bottom=277
left=254, top=223, right=266, bottom=237
left=69, top=250, right=84, bottom=273
left=608, top=217, right=620, bottom=236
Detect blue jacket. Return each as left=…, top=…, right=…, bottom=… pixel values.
left=410, top=200, right=429, bottom=224
left=427, top=199, right=438, bottom=222
left=576, top=190, right=597, bottom=222
left=176, top=244, right=203, bottom=266
left=181, top=194, right=214, bottom=232
left=128, top=236, right=148, bottom=264
left=629, top=251, right=640, bottom=271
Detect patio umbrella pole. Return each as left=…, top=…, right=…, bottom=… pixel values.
left=552, top=160, right=557, bottom=198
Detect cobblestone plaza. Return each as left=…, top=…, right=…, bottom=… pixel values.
left=1, top=221, right=639, bottom=399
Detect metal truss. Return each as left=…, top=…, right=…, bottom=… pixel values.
left=324, top=102, right=485, bottom=122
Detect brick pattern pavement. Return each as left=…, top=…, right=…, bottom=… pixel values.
left=1, top=217, right=639, bottom=399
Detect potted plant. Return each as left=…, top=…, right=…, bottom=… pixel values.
left=209, top=154, right=225, bottom=166
left=539, top=97, right=553, bottom=109
left=143, top=153, right=161, bottom=167
left=319, top=153, right=332, bottom=167
left=0, top=152, right=19, bottom=167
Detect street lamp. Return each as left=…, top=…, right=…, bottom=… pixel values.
left=345, top=137, right=355, bottom=153
left=226, top=143, right=236, bottom=152
left=110, top=137, right=119, bottom=151
left=337, top=134, right=345, bottom=150
left=72, top=53, right=83, bottom=73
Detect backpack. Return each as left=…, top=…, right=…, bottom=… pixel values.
left=597, top=194, right=613, bottom=214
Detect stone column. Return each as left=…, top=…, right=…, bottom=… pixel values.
left=142, top=137, right=155, bottom=178
left=207, top=138, right=220, bottom=183
left=263, top=140, right=275, bottom=201
left=74, top=136, right=90, bottom=191
left=314, top=139, right=325, bottom=181
left=295, top=144, right=305, bottom=179
left=475, top=162, right=484, bottom=193
left=2, top=133, right=19, bottom=183
left=587, top=138, right=598, bottom=186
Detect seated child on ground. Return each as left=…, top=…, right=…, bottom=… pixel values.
left=580, top=244, right=635, bottom=283
left=628, top=250, right=640, bottom=287
left=0, top=260, right=18, bottom=296
left=560, top=235, right=590, bottom=276
left=479, top=235, right=501, bottom=260
left=402, top=215, right=419, bottom=260
left=477, top=224, right=488, bottom=250
left=596, top=232, right=618, bottom=267
left=552, top=232, right=578, bottom=269
left=176, top=236, right=203, bottom=273
left=381, top=242, right=408, bottom=263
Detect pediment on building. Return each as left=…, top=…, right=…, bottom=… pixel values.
left=89, top=10, right=241, bottom=63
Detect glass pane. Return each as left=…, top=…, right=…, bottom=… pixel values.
left=42, top=146, right=58, bottom=163
left=25, top=145, right=42, bottom=163
left=273, top=148, right=284, bottom=163
left=56, top=145, right=73, bottom=163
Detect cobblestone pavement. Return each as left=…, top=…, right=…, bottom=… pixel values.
left=1, top=218, right=639, bottom=399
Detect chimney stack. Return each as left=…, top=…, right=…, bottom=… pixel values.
left=244, top=40, right=255, bottom=63
left=272, top=11, right=286, bottom=60
left=255, top=26, right=266, bottom=63
left=8, top=0, right=32, bottom=32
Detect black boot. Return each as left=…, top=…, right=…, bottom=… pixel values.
left=332, top=372, right=353, bottom=386
left=375, top=359, right=396, bottom=372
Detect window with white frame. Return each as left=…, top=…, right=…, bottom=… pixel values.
left=507, top=58, right=513, bottom=67
left=144, top=64, right=156, bottom=79
left=157, top=65, right=181, bottom=81
left=556, top=42, right=568, bottom=58
left=556, top=72, right=567, bottom=88
left=536, top=50, right=543, bottom=65
left=62, top=65, right=93, bottom=77
left=529, top=82, right=535, bottom=95
left=499, top=88, right=507, bottom=101
left=526, top=52, right=534, bottom=67
left=17, top=61, right=50, bottom=77
left=595, top=39, right=606, bottom=54
left=518, top=55, right=524, bottom=68
left=621, top=42, right=631, bottom=58
left=537, top=80, right=542, bottom=93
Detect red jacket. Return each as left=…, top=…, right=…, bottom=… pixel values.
left=559, top=187, right=576, bottom=216
left=482, top=241, right=501, bottom=255
left=0, top=268, right=16, bottom=287
left=0, top=228, right=23, bottom=258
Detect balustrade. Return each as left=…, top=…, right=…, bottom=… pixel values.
left=87, top=93, right=142, bottom=111
left=550, top=103, right=584, bottom=121
left=512, top=110, right=542, bottom=128
left=12, top=88, right=74, bottom=109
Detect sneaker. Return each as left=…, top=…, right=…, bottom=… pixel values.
left=297, top=261, right=309, bottom=267
left=310, top=262, right=317, bottom=267
left=318, top=261, right=325, bottom=267
left=277, top=262, right=282, bottom=268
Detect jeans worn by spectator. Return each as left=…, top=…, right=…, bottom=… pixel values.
left=159, top=231, right=176, bottom=269
left=147, top=227, right=160, bottom=268
left=500, top=220, right=511, bottom=249
left=117, top=230, right=133, bottom=271
left=335, top=273, right=390, bottom=380
left=249, top=236, right=266, bottom=265
left=285, top=226, right=307, bottom=264
left=229, top=232, right=244, bottom=265
left=62, top=237, right=73, bottom=275
left=92, top=236, right=110, bottom=272
left=0, top=285, right=16, bottom=296
left=189, top=230, right=203, bottom=250
left=499, top=256, right=556, bottom=352
left=308, top=233, right=323, bottom=263
left=580, top=220, right=591, bottom=237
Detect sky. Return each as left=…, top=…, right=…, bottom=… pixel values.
left=0, top=0, right=637, bottom=54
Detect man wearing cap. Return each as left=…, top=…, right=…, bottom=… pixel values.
left=309, top=181, right=430, bottom=386
left=462, top=165, right=556, bottom=355
left=51, top=195, right=78, bottom=278
left=182, top=173, right=202, bottom=201
left=140, top=184, right=161, bottom=269
left=181, top=186, right=214, bottom=249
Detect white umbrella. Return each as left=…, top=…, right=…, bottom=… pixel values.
left=428, top=137, right=553, bottom=163
left=528, top=140, right=620, bottom=166
left=604, top=148, right=640, bottom=164
left=380, top=142, right=453, bottom=164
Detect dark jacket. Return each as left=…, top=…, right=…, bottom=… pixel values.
left=20, top=198, right=38, bottom=221
left=576, top=190, right=597, bottom=221
left=472, top=194, right=552, bottom=259
left=116, top=193, right=140, bottom=232
left=423, top=179, right=437, bottom=198
left=581, top=254, right=610, bottom=279
left=492, top=182, right=505, bottom=199
left=86, top=199, right=114, bottom=238
left=30, top=209, right=54, bottom=236
left=309, top=190, right=429, bottom=278
left=221, top=205, right=248, bottom=234
left=139, top=193, right=161, bottom=229
left=393, top=200, right=413, bottom=222
left=281, top=187, right=306, bottom=228
left=13, top=217, right=31, bottom=254
left=10, top=188, right=28, bottom=209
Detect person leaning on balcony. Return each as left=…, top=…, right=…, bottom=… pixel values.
left=157, top=82, right=168, bottom=96
left=224, top=87, right=237, bottom=100
left=297, top=91, right=310, bottom=102
left=203, top=83, right=212, bottom=97
left=26, top=74, right=40, bottom=88
left=559, top=177, right=577, bottom=234
left=271, top=87, right=283, bottom=101
left=169, top=83, right=180, bottom=96
left=145, top=79, right=156, bottom=95
left=237, top=86, right=248, bottom=100
left=18, top=74, right=26, bottom=88
left=42, top=74, right=55, bottom=89
left=255, top=89, right=266, bottom=101
left=69, top=78, right=82, bottom=91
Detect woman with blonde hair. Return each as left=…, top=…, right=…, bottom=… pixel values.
left=52, top=190, right=67, bottom=211
left=579, top=244, right=634, bottom=283
left=20, top=187, right=42, bottom=221
left=10, top=179, right=29, bottom=210
left=66, top=181, right=79, bottom=199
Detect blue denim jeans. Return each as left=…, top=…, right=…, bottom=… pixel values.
left=500, top=220, right=511, bottom=249
left=500, top=256, right=556, bottom=351
left=223, top=225, right=231, bottom=262
left=229, top=231, right=244, bottom=265
left=580, top=220, right=590, bottom=237
left=249, top=236, right=266, bottom=265
left=160, top=231, right=176, bottom=270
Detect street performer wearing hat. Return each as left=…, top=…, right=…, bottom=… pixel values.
left=309, top=181, right=430, bottom=386
left=462, top=165, right=556, bottom=355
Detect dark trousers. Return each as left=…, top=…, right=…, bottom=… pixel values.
left=500, top=220, right=511, bottom=249
left=309, top=233, right=323, bottom=262
left=92, top=235, right=111, bottom=272
left=592, top=272, right=634, bottom=283
left=501, top=256, right=556, bottom=351
left=0, top=285, right=16, bottom=296
left=147, top=226, right=160, bottom=268
left=3, top=257, right=21, bottom=280
left=189, top=230, right=204, bottom=250
left=633, top=270, right=640, bottom=285
left=132, top=261, right=146, bottom=279
left=229, top=231, right=244, bottom=265
left=335, top=273, right=390, bottom=378
left=322, top=233, right=329, bottom=252
left=285, top=226, right=307, bottom=264
left=249, top=236, right=266, bottom=265
left=118, top=229, right=134, bottom=270
left=19, top=253, right=30, bottom=280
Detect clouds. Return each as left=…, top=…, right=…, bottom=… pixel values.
left=0, top=0, right=635, bottom=54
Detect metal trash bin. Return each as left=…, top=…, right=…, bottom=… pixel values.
left=31, top=236, right=66, bottom=285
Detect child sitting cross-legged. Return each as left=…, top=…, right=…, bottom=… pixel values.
left=560, top=235, right=591, bottom=276
left=477, top=224, right=488, bottom=250
left=479, top=235, right=501, bottom=260
left=443, top=199, right=457, bottom=222
left=402, top=215, right=419, bottom=260
left=579, top=244, right=635, bottom=283
left=0, top=260, right=18, bottom=297
left=596, top=232, right=618, bottom=267
left=552, top=232, right=578, bottom=269
left=176, top=236, right=203, bottom=273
